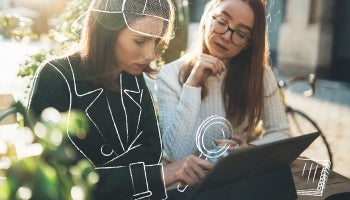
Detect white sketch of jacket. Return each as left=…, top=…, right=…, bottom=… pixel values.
left=28, top=55, right=167, bottom=199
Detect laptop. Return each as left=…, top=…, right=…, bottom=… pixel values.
left=187, top=131, right=320, bottom=198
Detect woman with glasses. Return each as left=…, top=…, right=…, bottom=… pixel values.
left=156, top=0, right=290, bottom=161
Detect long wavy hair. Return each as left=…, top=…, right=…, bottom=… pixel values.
left=79, top=0, right=175, bottom=91
left=179, top=0, right=269, bottom=135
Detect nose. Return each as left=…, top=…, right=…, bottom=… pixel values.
left=144, top=44, right=156, bottom=62
left=145, top=50, right=156, bottom=62
left=220, top=29, right=232, bottom=42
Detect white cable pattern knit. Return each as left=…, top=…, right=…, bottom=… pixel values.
left=156, top=59, right=290, bottom=161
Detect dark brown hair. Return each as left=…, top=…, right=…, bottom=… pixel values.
left=79, top=0, right=175, bottom=91
left=179, top=0, right=269, bottom=136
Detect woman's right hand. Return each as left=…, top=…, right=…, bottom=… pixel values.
left=185, top=54, right=226, bottom=87
left=163, top=155, right=213, bottom=187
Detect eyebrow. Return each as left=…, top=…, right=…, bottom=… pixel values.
left=221, top=10, right=253, bottom=32
left=132, top=35, right=153, bottom=40
left=131, top=35, right=160, bottom=43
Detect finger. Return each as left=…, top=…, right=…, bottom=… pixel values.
left=182, top=156, right=202, bottom=184
left=229, top=142, right=250, bottom=150
left=201, top=56, right=218, bottom=75
left=213, top=59, right=220, bottom=75
left=218, top=59, right=226, bottom=73
left=184, top=166, right=200, bottom=185
left=215, top=59, right=224, bottom=75
left=180, top=156, right=200, bottom=186
left=188, top=156, right=208, bottom=180
left=228, top=146, right=237, bottom=151
left=231, top=135, right=245, bottom=145
left=178, top=165, right=196, bottom=186
left=190, top=159, right=207, bottom=179
left=208, top=62, right=219, bottom=75
left=214, top=58, right=224, bottom=75
left=180, top=173, right=195, bottom=186
left=203, top=54, right=226, bottom=74
left=196, top=57, right=217, bottom=75
left=215, top=139, right=238, bottom=147
left=239, top=142, right=249, bottom=147
left=178, top=182, right=187, bottom=188
left=193, top=156, right=214, bottom=171
left=201, top=55, right=220, bottom=75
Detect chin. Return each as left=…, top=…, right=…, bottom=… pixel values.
left=209, top=51, right=227, bottom=59
left=128, top=70, right=143, bottom=76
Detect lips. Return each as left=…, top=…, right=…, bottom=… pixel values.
left=134, top=64, right=149, bottom=72
left=215, top=42, right=228, bottom=51
left=135, top=64, right=147, bottom=69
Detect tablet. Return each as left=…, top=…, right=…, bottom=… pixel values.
left=193, top=131, right=320, bottom=193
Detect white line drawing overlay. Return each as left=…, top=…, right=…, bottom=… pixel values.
left=196, top=115, right=232, bottom=160
left=29, top=56, right=167, bottom=199
left=296, top=158, right=331, bottom=196
left=129, top=162, right=153, bottom=199
left=177, top=115, right=232, bottom=192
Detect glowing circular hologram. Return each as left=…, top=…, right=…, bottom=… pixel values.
left=177, top=115, right=233, bottom=192
left=196, top=115, right=233, bottom=159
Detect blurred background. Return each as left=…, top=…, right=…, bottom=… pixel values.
left=0, top=0, right=349, bottom=199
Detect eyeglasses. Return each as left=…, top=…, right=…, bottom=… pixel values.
left=211, top=16, right=251, bottom=47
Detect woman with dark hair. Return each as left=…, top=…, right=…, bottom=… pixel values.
left=157, top=0, right=290, bottom=161
left=27, top=0, right=212, bottom=199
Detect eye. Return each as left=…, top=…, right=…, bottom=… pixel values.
left=134, top=39, right=145, bottom=46
left=236, top=30, right=248, bottom=39
left=216, top=17, right=227, bottom=26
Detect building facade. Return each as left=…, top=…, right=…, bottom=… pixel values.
left=189, top=0, right=350, bottom=82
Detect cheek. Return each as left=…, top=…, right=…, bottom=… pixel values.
left=116, top=43, right=138, bottom=62
left=204, top=25, right=212, bottom=46
left=204, top=30, right=217, bottom=54
left=227, top=47, right=245, bottom=58
left=232, top=43, right=248, bottom=54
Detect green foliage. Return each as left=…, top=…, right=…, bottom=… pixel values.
left=0, top=102, right=96, bottom=200
left=3, top=1, right=190, bottom=198
left=0, top=13, right=38, bottom=41
left=48, top=0, right=91, bottom=47
left=162, top=0, right=190, bottom=63
left=16, top=0, right=91, bottom=80
left=17, top=50, right=50, bottom=79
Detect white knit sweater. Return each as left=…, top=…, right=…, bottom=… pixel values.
left=156, top=58, right=290, bottom=161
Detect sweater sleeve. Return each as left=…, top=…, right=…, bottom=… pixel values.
left=156, top=61, right=202, bottom=161
left=251, top=67, right=290, bottom=145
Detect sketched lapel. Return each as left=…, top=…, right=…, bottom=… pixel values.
left=120, top=72, right=144, bottom=150
left=65, top=57, right=124, bottom=165
left=72, top=70, right=145, bottom=166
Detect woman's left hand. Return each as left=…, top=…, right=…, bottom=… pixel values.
left=228, top=135, right=249, bottom=150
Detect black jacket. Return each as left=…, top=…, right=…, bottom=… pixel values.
left=28, top=55, right=167, bottom=199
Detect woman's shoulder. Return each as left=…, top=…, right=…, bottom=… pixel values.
left=36, top=55, right=81, bottom=79
left=38, top=55, right=73, bottom=74
left=263, top=66, right=279, bottom=94
left=263, top=66, right=278, bottom=82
